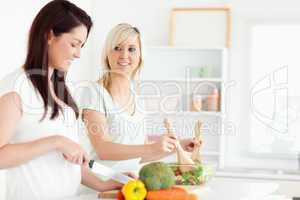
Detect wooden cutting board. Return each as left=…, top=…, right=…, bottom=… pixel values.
left=98, top=190, right=119, bottom=199
left=98, top=185, right=208, bottom=199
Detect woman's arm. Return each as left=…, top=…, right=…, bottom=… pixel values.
left=83, top=109, right=177, bottom=161
left=81, top=166, right=122, bottom=192
left=0, top=92, right=88, bottom=168
left=0, top=92, right=53, bottom=168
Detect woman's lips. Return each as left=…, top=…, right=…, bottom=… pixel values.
left=117, top=62, right=130, bottom=66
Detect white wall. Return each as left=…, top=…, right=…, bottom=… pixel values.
left=225, top=0, right=300, bottom=169
left=0, top=0, right=93, bottom=81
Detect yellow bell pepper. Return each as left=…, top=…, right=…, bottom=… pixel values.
left=122, top=180, right=147, bottom=200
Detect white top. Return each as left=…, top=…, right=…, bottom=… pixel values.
left=0, top=68, right=81, bottom=200
left=78, top=81, right=146, bottom=175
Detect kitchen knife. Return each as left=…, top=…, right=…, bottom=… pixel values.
left=88, top=160, right=134, bottom=184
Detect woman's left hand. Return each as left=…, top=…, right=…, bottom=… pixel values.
left=180, top=138, right=202, bottom=152
left=123, top=172, right=138, bottom=179
left=109, top=172, right=138, bottom=190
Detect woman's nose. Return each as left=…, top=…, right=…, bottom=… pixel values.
left=74, top=48, right=81, bottom=58
left=120, top=49, right=129, bottom=58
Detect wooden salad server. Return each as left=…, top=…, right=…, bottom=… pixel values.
left=191, top=120, right=203, bottom=164
left=163, top=118, right=195, bottom=173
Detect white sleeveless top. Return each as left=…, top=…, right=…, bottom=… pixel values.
left=78, top=81, right=146, bottom=176
left=0, top=68, right=81, bottom=200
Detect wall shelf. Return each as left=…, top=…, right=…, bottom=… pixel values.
left=146, top=111, right=222, bottom=117
left=141, top=78, right=223, bottom=82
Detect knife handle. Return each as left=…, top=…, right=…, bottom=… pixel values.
left=89, top=160, right=95, bottom=169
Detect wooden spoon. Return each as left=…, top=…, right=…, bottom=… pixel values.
left=191, top=120, right=203, bottom=164
left=163, top=118, right=195, bottom=173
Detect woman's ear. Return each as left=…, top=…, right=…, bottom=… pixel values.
left=47, top=30, right=55, bottom=45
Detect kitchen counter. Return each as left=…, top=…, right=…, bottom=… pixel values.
left=60, top=193, right=113, bottom=200
left=95, top=180, right=291, bottom=200
left=61, top=194, right=99, bottom=200
left=215, top=167, right=300, bottom=181
left=67, top=162, right=297, bottom=199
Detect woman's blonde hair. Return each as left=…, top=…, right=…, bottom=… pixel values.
left=100, top=23, right=144, bottom=92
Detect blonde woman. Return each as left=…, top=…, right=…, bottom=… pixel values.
left=79, top=23, right=198, bottom=174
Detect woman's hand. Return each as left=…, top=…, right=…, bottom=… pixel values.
left=55, top=135, right=89, bottom=166
left=106, top=179, right=123, bottom=190
left=107, top=172, right=138, bottom=190
left=123, top=172, right=138, bottom=180
left=152, top=134, right=177, bottom=153
left=180, top=137, right=202, bottom=152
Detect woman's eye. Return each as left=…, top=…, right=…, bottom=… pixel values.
left=114, top=46, right=121, bottom=51
left=128, top=47, right=136, bottom=52
left=71, top=43, right=76, bottom=48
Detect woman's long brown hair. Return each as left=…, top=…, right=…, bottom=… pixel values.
left=23, top=0, right=92, bottom=120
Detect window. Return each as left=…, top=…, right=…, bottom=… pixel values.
left=249, top=24, right=300, bottom=157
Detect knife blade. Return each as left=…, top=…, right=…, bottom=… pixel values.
left=88, top=160, right=134, bottom=184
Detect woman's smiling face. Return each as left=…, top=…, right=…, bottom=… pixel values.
left=107, top=36, right=141, bottom=77
left=47, top=25, right=88, bottom=72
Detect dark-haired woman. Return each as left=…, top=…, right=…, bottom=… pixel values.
left=0, top=1, right=122, bottom=199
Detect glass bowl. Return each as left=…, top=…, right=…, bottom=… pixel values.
left=167, top=163, right=215, bottom=185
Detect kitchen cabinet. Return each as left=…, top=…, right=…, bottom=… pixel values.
left=140, top=46, right=228, bottom=168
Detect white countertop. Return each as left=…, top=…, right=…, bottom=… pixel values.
left=61, top=193, right=113, bottom=200
left=72, top=181, right=292, bottom=200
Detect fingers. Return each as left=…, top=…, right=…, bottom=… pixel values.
left=74, top=153, right=83, bottom=165
left=75, top=151, right=89, bottom=166
left=185, top=145, right=194, bottom=152
left=166, top=143, right=175, bottom=152
left=124, top=172, right=138, bottom=179
left=193, top=137, right=203, bottom=145
left=70, top=154, right=80, bottom=164
left=161, top=136, right=177, bottom=152
left=63, top=150, right=89, bottom=166
left=194, top=139, right=202, bottom=147
left=162, top=143, right=173, bottom=152
left=111, top=180, right=123, bottom=190
left=184, top=138, right=202, bottom=152
left=167, top=133, right=177, bottom=140
left=59, top=137, right=90, bottom=166
left=165, top=136, right=177, bottom=145
left=63, top=154, right=76, bottom=164
left=63, top=153, right=68, bottom=160
left=82, top=152, right=90, bottom=167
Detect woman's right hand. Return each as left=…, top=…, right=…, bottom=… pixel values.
left=153, top=134, right=178, bottom=153
left=54, top=136, right=89, bottom=166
